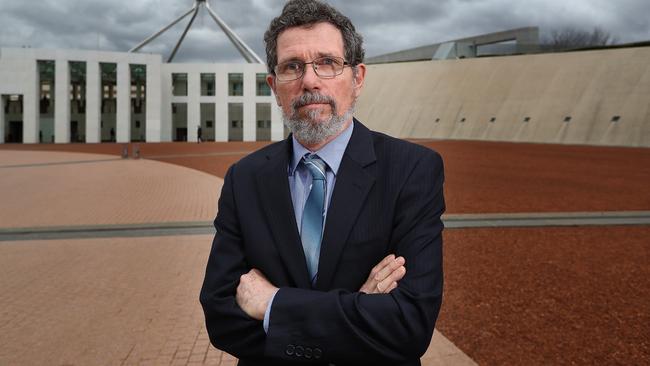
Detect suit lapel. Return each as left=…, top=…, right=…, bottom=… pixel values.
left=316, top=120, right=376, bottom=290
left=256, top=139, right=312, bottom=289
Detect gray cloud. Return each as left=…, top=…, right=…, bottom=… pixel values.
left=0, top=0, right=648, bottom=63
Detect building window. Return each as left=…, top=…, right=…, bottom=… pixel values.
left=256, top=73, right=271, bottom=96
left=229, top=73, right=244, bottom=96
left=172, top=73, right=188, bottom=96
left=201, top=73, right=215, bottom=96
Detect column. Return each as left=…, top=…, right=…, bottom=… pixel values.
left=160, top=69, right=172, bottom=142
left=116, top=62, right=130, bottom=143
left=187, top=72, right=200, bottom=142
left=54, top=59, right=70, bottom=143
left=146, top=60, right=162, bottom=142
left=86, top=61, right=101, bottom=143
left=242, top=70, right=256, bottom=141
left=22, top=59, right=39, bottom=143
left=214, top=70, right=228, bottom=141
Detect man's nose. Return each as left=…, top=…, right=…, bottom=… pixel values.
left=301, top=64, right=321, bottom=90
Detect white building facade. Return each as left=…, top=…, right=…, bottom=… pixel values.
left=0, top=47, right=284, bottom=144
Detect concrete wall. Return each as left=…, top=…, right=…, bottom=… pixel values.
left=356, top=46, right=650, bottom=147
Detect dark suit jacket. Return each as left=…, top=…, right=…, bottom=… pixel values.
left=200, top=120, right=445, bottom=366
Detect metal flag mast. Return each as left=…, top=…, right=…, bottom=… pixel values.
left=129, top=0, right=263, bottom=64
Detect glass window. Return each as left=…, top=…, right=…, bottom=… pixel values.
left=228, top=73, right=243, bottom=96
left=256, top=73, right=271, bottom=96
left=228, top=103, right=243, bottom=141
left=201, top=73, right=215, bottom=96
left=172, top=73, right=188, bottom=96
left=256, top=103, right=271, bottom=141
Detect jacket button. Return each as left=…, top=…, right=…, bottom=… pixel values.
left=285, top=344, right=295, bottom=356
left=295, top=345, right=304, bottom=357
left=304, top=347, right=313, bottom=359
left=314, top=347, right=322, bottom=359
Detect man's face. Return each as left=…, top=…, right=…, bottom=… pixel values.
left=267, top=22, right=366, bottom=146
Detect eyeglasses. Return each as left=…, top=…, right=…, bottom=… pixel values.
left=274, top=56, right=351, bottom=82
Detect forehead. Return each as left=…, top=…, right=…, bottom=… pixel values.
left=276, top=22, right=345, bottom=62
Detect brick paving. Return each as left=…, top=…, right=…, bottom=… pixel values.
left=0, top=235, right=215, bottom=366
left=0, top=150, right=221, bottom=228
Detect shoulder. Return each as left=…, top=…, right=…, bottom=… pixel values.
left=226, top=139, right=289, bottom=176
left=368, top=128, right=443, bottom=169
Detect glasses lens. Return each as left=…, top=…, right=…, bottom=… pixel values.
left=276, top=61, right=304, bottom=81
left=314, top=56, right=344, bottom=78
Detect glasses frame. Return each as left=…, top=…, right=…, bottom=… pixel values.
left=274, top=56, right=351, bottom=82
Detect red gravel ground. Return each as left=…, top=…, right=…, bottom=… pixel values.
left=439, top=226, right=650, bottom=365
left=2, top=139, right=649, bottom=364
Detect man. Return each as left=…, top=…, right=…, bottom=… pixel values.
left=200, top=1, right=445, bottom=365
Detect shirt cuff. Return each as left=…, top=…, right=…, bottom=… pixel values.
left=263, top=289, right=279, bottom=334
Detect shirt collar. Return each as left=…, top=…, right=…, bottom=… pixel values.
left=289, top=121, right=354, bottom=177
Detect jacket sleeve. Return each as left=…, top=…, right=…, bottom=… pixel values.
left=265, top=150, right=445, bottom=364
left=199, top=163, right=267, bottom=359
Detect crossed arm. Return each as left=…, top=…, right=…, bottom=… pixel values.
left=236, top=254, right=407, bottom=321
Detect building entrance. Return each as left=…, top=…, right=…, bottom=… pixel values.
left=8, top=121, right=23, bottom=143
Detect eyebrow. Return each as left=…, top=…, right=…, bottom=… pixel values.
left=278, top=52, right=343, bottom=64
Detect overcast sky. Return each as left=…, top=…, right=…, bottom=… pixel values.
left=1, top=0, right=648, bottom=63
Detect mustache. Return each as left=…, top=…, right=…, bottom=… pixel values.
left=291, top=92, right=337, bottom=110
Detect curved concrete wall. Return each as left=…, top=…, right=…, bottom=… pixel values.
left=356, top=47, right=650, bottom=147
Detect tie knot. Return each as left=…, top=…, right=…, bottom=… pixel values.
left=304, top=154, right=326, bottom=181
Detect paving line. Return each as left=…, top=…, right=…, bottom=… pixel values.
left=0, top=150, right=258, bottom=168
left=0, top=222, right=215, bottom=242
left=145, top=150, right=255, bottom=159
left=0, top=157, right=122, bottom=169
left=443, top=211, right=650, bottom=228
left=1, top=211, right=649, bottom=242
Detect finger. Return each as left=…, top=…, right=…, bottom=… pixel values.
left=390, top=264, right=406, bottom=282
left=384, top=281, right=398, bottom=293
left=370, top=254, right=395, bottom=278
left=375, top=256, right=405, bottom=281
left=377, top=266, right=405, bottom=293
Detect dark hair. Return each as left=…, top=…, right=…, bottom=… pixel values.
left=264, top=0, right=365, bottom=74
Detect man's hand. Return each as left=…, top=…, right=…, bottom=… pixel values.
left=359, top=254, right=406, bottom=294
left=236, top=269, right=278, bottom=320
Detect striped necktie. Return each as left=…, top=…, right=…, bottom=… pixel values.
left=301, top=154, right=327, bottom=285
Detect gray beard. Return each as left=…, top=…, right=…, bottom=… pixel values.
left=282, top=92, right=354, bottom=147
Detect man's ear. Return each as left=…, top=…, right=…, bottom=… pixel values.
left=266, top=73, right=282, bottom=106
left=352, top=63, right=367, bottom=99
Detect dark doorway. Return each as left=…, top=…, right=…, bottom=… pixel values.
left=8, top=121, right=23, bottom=143
left=175, top=127, right=187, bottom=142
left=71, top=121, right=79, bottom=142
